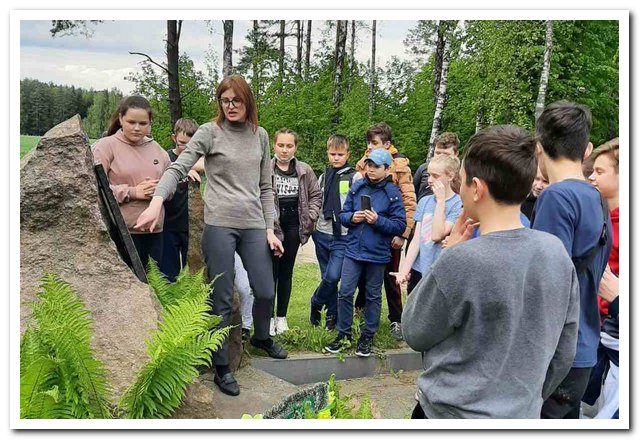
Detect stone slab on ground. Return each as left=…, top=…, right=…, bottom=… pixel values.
left=337, top=370, right=421, bottom=420
left=172, top=365, right=300, bottom=419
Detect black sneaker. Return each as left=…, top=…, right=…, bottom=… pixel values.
left=324, top=334, right=351, bottom=353
left=250, top=336, right=288, bottom=359
left=241, top=328, right=251, bottom=342
left=310, top=302, right=322, bottom=326
left=325, top=315, right=337, bottom=331
left=356, top=336, right=373, bottom=357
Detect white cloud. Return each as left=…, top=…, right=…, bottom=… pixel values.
left=20, top=19, right=419, bottom=93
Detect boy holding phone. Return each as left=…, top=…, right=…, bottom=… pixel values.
left=325, top=149, right=406, bottom=357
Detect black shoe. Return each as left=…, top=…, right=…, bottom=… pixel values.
left=242, top=328, right=251, bottom=342
left=214, top=372, right=240, bottom=396
left=324, top=334, right=351, bottom=354
left=356, top=336, right=373, bottom=357
left=250, top=336, right=288, bottom=359
left=310, top=302, right=322, bottom=326
left=325, top=315, right=337, bottom=331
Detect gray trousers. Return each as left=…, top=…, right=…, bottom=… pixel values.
left=202, top=225, right=275, bottom=365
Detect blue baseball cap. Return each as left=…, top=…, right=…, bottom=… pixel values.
left=365, top=149, right=393, bottom=167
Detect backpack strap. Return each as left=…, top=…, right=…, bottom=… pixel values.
left=572, top=189, right=610, bottom=274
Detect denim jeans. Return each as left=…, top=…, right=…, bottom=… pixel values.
left=337, top=257, right=385, bottom=338
left=311, top=231, right=347, bottom=318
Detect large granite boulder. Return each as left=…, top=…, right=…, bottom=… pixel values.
left=20, top=116, right=162, bottom=403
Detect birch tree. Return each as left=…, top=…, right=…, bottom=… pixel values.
left=427, top=35, right=451, bottom=159
left=369, top=20, right=377, bottom=120
left=535, top=20, right=554, bottom=120
left=222, top=20, right=234, bottom=77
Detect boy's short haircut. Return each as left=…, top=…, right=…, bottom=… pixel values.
left=429, top=154, right=460, bottom=176
left=435, top=132, right=460, bottom=151
left=366, top=122, right=393, bottom=144
left=463, top=125, right=537, bottom=205
left=174, top=118, right=199, bottom=137
left=327, top=134, right=350, bottom=151
left=590, top=137, right=619, bottom=173
left=535, top=101, right=593, bottom=161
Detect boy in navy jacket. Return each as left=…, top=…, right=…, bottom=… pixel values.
left=325, top=149, right=406, bottom=357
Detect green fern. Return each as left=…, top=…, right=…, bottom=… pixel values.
left=354, top=395, right=374, bottom=419
left=119, top=288, right=230, bottom=418
left=146, top=259, right=214, bottom=309
left=20, top=273, right=112, bottom=419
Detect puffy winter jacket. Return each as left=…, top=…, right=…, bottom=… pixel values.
left=339, top=175, right=406, bottom=264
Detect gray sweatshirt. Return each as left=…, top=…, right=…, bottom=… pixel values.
left=154, top=120, right=274, bottom=230
left=402, top=228, right=579, bottom=419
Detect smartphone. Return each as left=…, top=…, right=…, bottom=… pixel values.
left=361, top=195, right=372, bottom=211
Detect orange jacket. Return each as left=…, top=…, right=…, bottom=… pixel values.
left=356, top=145, right=416, bottom=239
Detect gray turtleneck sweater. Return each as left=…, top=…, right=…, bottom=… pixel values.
left=154, top=120, right=275, bottom=230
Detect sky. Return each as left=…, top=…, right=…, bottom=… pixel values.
left=20, top=19, right=419, bottom=94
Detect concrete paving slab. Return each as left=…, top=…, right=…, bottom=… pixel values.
left=172, top=365, right=300, bottom=419
left=252, top=347, right=422, bottom=385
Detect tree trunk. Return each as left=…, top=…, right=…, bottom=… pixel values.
left=279, top=20, right=285, bottom=93
left=252, top=20, right=259, bottom=99
left=368, top=20, right=377, bottom=120
left=296, top=20, right=303, bottom=77
left=475, top=109, right=483, bottom=133
left=305, top=20, right=312, bottom=79
left=427, top=35, right=451, bottom=160
left=167, top=20, right=182, bottom=130
left=347, top=20, right=356, bottom=93
left=332, top=20, right=348, bottom=122
left=223, top=20, right=234, bottom=77
left=535, top=20, right=554, bottom=120
left=433, top=20, right=446, bottom=105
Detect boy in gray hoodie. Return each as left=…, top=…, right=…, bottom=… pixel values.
left=402, top=126, right=579, bottom=419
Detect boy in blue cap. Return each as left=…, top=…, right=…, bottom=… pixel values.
left=325, top=148, right=406, bottom=357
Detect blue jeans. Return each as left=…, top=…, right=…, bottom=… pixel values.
left=311, top=231, right=347, bottom=318
left=337, top=257, right=385, bottom=338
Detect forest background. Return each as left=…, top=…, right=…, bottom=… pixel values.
left=20, top=18, right=619, bottom=173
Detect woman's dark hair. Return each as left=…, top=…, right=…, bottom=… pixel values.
left=106, top=95, right=153, bottom=136
left=214, top=75, right=259, bottom=132
left=463, top=125, right=537, bottom=205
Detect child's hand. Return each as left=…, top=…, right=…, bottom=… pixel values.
left=364, top=209, right=378, bottom=224
left=431, top=180, right=446, bottom=201
left=187, top=169, right=201, bottom=183
left=391, top=236, right=405, bottom=249
left=445, top=209, right=479, bottom=248
left=598, top=265, right=619, bottom=303
left=352, top=211, right=366, bottom=223
left=390, top=271, right=409, bottom=286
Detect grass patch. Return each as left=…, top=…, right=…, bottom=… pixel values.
left=247, top=261, right=405, bottom=358
left=20, top=135, right=40, bottom=158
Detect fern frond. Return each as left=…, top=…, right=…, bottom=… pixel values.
left=146, top=258, right=172, bottom=308
left=21, top=273, right=112, bottom=419
left=119, top=292, right=231, bottom=419
left=355, top=395, right=373, bottom=419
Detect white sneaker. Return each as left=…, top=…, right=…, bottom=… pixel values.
left=269, top=318, right=276, bottom=337
left=275, top=316, right=289, bottom=334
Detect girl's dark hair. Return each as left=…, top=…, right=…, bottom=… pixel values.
left=214, top=75, right=259, bottom=132
left=106, top=95, right=153, bottom=136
